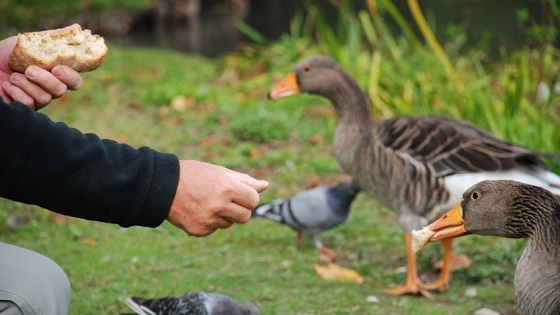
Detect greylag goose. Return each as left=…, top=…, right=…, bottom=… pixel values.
left=252, top=181, right=361, bottom=261
left=268, top=55, right=560, bottom=296
left=425, top=180, right=560, bottom=315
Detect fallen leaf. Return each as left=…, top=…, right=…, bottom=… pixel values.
left=170, top=95, right=196, bottom=111
left=202, top=136, right=216, bottom=147
left=247, top=149, right=262, bottom=159
left=433, top=254, right=472, bottom=271
left=126, top=100, right=141, bottom=110
left=313, top=263, right=364, bottom=283
left=308, top=134, right=324, bottom=145
left=50, top=212, right=69, bottom=225
left=80, top=237, right=98, bottom=246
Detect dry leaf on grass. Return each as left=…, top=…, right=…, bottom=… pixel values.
left=80, top=237, right=98, bottom=246
left=313, top=263, right=365, bottom=283
left=433, top=254, right=472, bottom=271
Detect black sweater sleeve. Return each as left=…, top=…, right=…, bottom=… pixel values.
left=0, top=99, right=180, bottom=228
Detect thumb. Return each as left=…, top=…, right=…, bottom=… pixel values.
left=49, top=24, right=83, bottom=34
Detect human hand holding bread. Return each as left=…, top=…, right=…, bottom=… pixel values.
left=0, top=24, right=107, bottom=110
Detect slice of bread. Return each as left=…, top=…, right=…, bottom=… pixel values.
left=9, top=28, right=108, bottom=73
left=411, top=226, right=436, bottom=253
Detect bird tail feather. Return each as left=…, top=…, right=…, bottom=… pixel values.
left=251, top=200, right=286, bottom=223
left=125, top=297, right=156, bottom=315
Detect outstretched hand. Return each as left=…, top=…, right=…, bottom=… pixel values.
left=0, top=24, right=84, bottom=110
left=167, top=160, right=269, bottom=237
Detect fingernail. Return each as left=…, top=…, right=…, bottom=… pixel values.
left=25, top=66, right=38, bottom=78
left=11, top=73, right=23, bottom=82
left=2, top=81, right=11, bottom=89
left=52, top=66, right=64, bottom=78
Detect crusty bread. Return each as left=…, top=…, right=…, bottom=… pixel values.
left=411, top=226, right=436, bottom=253
left=9, top=28, right=108, bottom=73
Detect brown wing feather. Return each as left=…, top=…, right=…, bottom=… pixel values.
left=376, top=115, right=557, bottom=177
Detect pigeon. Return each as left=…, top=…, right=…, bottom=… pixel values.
left=123, top=292, right=260, bottom=315
left=252, top=180, right=361, bottom=261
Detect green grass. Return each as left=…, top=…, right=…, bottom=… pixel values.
left=1, top=1, right=559, bottom=314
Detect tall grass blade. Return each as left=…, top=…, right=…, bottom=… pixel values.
left=407, top=0, right=465, bottom=94
left=380, top=0, right=422, bottom=47
left=359, top=11, right=377, bottom=47
left=235, top=20, right=270, bottom=45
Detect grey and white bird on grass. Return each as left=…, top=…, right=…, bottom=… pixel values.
left=123, top=292, right=260, bottom=315
left=251, top=180, right=361, bottom=261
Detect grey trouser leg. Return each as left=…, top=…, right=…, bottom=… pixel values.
left=0, top=301, right=23, bottom=315
left=0, top=242, right=71, bottom=315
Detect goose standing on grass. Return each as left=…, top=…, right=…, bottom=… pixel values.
left=268, top=55, right=560, bottom=297
left=424, top=180, right=560, bottom=315
left=252, top=180, right=361, bottom=262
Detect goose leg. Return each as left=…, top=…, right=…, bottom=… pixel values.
left=383, top=233, right=432, bottom=298
left=424, top=238, right=453, bottom=291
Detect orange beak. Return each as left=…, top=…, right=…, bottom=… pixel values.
left=428, top=202, right=468, bottom=242
left=268, top=72, right=301, bottom=100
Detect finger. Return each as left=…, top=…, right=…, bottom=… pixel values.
left=52, top=66, right=83, bottom=90
left=220, top=203, right=253, bottom=224
left=229, top=171, right=269, bottom=193
left=10, top=71, right=52, bottom=107
left=186, top=226, right=217, bottom=238
left=0, top=36, right=17, bottom=72
left=211, top=217, right=235, bottom=229
left=40, top=24, right=82, bottom=35
left=1, top=81, right=14, bottom=103
left=25, top=66, right=68, bottom=97
left=2, top=81, right=35, bottom=109
left=230, top=184, right=260, bottom=210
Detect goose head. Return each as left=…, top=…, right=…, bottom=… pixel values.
left=268, top=55, right=373, bottom=126
left=268, top=56, right=347, bottom=100
left=428, top=180, right=559, bottom=241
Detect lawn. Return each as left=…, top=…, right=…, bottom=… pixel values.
left=1, top=1, right=559, bottom=314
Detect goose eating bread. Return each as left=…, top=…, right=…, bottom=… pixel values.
left=419, top=180, right=560, bottom=315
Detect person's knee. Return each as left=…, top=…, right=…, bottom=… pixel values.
left=24, top=251, right=71, bottom=314
left=37, top=254, right=72, bottom=308
left=0, top=243, right=71, bottom=315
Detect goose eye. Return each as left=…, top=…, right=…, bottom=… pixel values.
left=471, top=191, right=479, bottom=200
left=302, top=65, right=311, bottom=73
